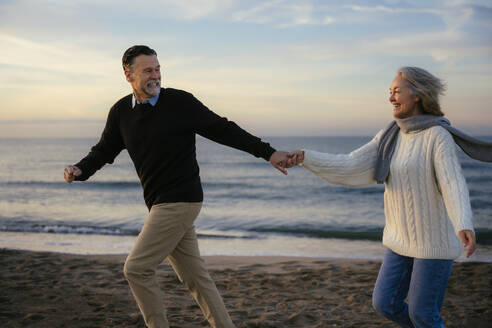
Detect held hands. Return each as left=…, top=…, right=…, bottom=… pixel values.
left=458, top=230, right=476, bottom=258
left=287, top=150, right=304, bottom=167
left=269, top=150, right=305, bottom=175
left=269, top=151, right=291, bottom=175
left=64, top=165, right=82, bottom=183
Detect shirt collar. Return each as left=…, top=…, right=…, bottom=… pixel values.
left=132, top=92, right=160, bottom=109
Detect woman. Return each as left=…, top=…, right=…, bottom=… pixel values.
left=288, top=67, right=492, bottom=327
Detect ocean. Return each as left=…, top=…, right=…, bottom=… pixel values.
left=1, top=136, right=491, bottom=261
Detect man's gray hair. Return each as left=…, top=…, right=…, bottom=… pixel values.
left=397, top=67, right=446, bottom=116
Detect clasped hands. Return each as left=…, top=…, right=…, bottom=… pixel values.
left=269, top=150, right=305, bottom=175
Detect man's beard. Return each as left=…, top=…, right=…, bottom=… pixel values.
left=144, top=79, right=161, bottom=96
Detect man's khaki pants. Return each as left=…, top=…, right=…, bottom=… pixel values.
left=123, top=202, right=235, bottom=328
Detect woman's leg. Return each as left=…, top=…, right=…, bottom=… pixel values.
left=407, top=258, right=453, bottom=328
left=372, top=249, right=415, bottom=328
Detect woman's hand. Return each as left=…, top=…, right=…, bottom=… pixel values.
left=458, top=230, right=476, bottom=258
left=286, top=150, right=304, bottom=168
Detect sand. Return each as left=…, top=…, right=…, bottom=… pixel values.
left=0, top=249, right=490, bottom=327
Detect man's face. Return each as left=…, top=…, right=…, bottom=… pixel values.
left=125, top=55, right=161, bottom=100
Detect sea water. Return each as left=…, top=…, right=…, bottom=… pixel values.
left=1, top=136, right=491, bottom=261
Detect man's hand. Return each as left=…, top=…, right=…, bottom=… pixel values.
left=287, top=150, right=304, bottom=168
left=269, top=151, right=292, bottom=175
left=458, top=230, right=476, bottom=258
left=64, top=165, right=82, bottom=183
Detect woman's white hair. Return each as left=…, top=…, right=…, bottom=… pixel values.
left=397, top=67, right=446, bottom=116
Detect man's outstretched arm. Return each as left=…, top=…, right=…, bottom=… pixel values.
left=187, top=93, right=292, bottom=174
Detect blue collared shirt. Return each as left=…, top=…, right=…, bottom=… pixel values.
left=132, top=93, right=160, bottom=109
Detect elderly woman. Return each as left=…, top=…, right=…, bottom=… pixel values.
left=288, top=67, right=492, bottom=328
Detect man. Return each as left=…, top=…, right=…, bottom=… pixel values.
left=64, top=45, right=290, bottom=328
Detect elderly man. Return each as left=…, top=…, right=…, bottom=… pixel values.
left=64, top=45, right=290, bottom=328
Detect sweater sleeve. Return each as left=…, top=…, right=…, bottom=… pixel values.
left=187, top=93, right=276, bottom=161
left=74, top=105, right=125, bottom=181
left=433, top=128, right=474, bottom=235
left=301, top=133, right=381, bottom=187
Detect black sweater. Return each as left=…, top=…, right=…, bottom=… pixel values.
left=75, top=88, right=276, bottom=210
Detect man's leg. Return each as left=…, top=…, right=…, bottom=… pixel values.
left=168, top=221, right=235, bottom=327
left=123, top=202, right=202, bottom=328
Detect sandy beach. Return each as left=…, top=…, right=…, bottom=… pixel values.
left=1, top=249, right=490, bottom=328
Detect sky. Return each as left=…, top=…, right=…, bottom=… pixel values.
left=0, top=0, right=491, bottom=137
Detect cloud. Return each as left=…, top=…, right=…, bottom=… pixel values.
left=344, top=1, right=477, bottom=32
left=261, top=2, right=490, bottom=69
left=231, top=0, right=336, bottom=27
left=0, top=33, right=119, bottom=77
left=0, top=0, right=237, bottom=45
left=346, top=4, right=433, bottom=14
left=157, top=0, right=238, bottom=19
left=228, top=0, right=484, bottom=36
left=283, top=29, right=492, bottom=67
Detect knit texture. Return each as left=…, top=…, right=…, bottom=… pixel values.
left=302, top=126, right=474, bottom=260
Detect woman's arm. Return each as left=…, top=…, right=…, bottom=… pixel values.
left=298, top=135, right=380, bottom=187
left=433, top=127, right=476, bottom=256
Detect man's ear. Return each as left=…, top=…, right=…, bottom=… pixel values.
left=124, top=70, right=132, bottom=82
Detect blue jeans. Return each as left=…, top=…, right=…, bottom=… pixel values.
left=372, top=249, right=453, bottom=328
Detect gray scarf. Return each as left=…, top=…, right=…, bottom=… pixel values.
left=374, top=115, right=492, bottom=184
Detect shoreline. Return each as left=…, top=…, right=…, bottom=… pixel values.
left=2, top=231, right=491, bottom=262
left=1, top=249, right=491, bottom=327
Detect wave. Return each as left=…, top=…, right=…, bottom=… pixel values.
left=0, top=223, right=258, bottom=241
left=200, top=161, right=268, bottom=168
left=2, top=222, right=491, bottom=245
left=326, top=185, right=384, bottom=195
left=471, top=199, right=492, bottom=210
left=248, top=225, right=384, bottom=241
left=203, top=192, right=290, bottom=201
left=196, top=231, right=258, bottom=240
left=3, top=180, right=264, bottom=191
left=202, top=182, right=260, bottom=189
left=469, top=190, right=492, bottom=197
left=0, top=221, right=384, bottom=241
left=461, top=162, right=492, bottom=170
left=2, top=178, right=484, bottom=197
left=0, top=222, right=140, bottom=236
left=1, top=181, right=141, bottom=189
left=246, top=225, right=492, bottom=245
left=465, top=175, right=492, bottom=184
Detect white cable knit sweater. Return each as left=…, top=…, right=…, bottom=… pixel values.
left=302, top=126, right=474, bottom=260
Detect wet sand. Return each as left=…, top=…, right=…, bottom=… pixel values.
left=1, top=249, right=490, bottom=327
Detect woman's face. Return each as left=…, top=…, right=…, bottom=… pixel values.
left=389, top=75, right=422, bottom=119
